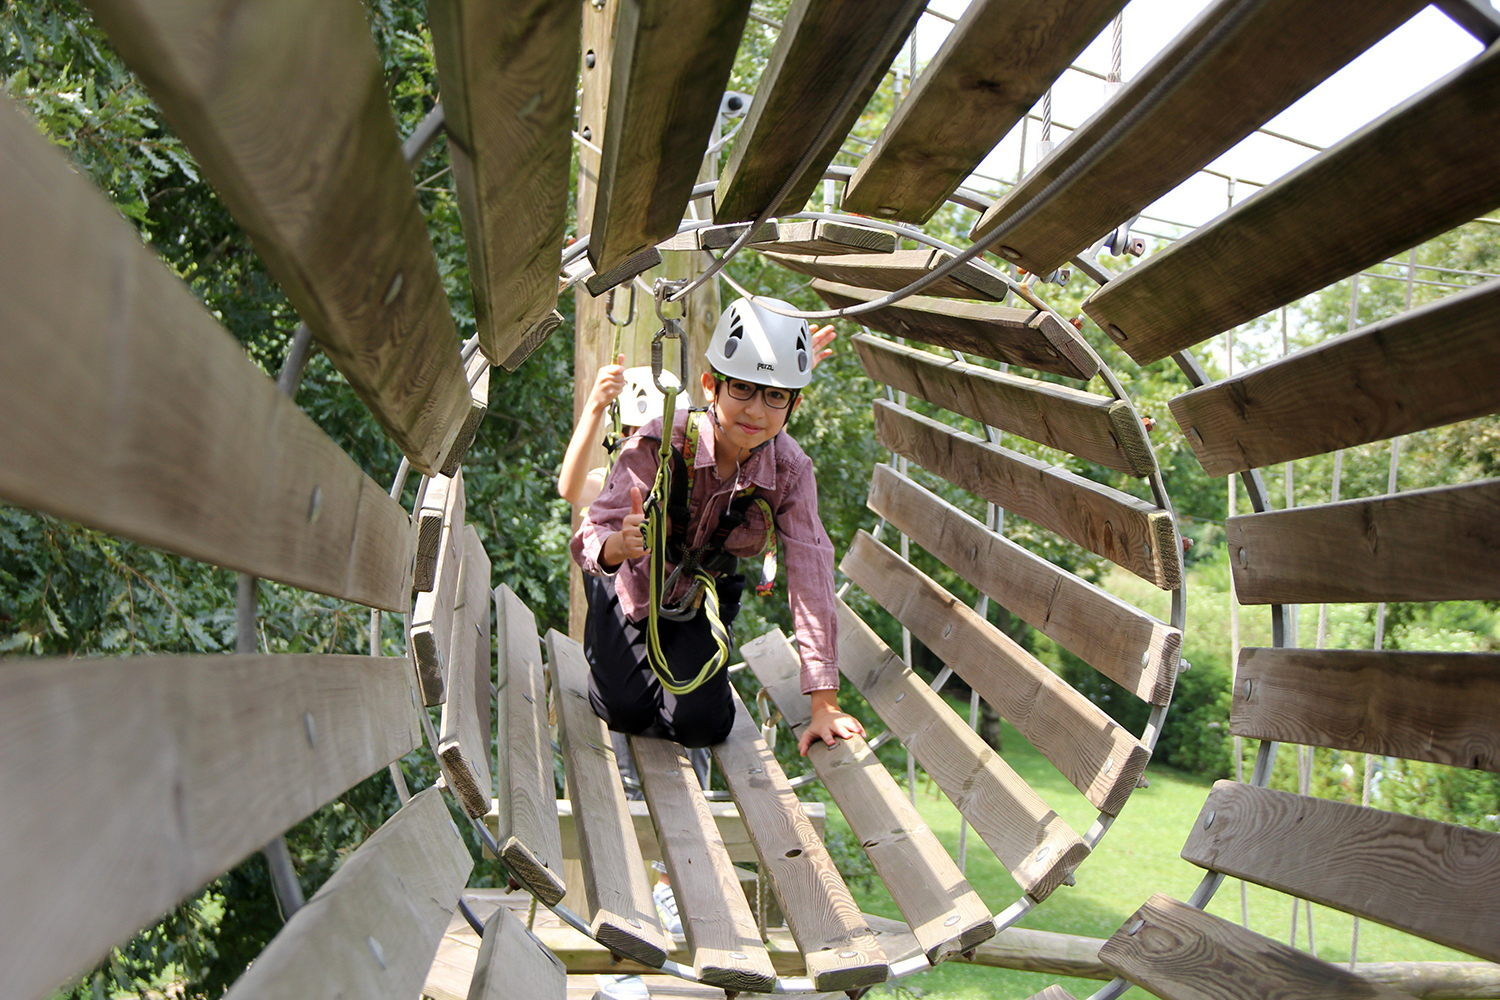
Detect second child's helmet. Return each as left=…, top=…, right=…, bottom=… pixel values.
left=705, top=297, right=814, bottom=390
left=619, top=367, right=673, bottom=428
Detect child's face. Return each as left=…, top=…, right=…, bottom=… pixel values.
left=701, top=373, right=797, bottom=454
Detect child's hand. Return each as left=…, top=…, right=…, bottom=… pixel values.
left=809, top=325, right=837, bottom=370
left=798, top=689, right=866, bottom=755
left=611, top=486, right=649, bottom=563
left=589, top=354, right=627, bottom=413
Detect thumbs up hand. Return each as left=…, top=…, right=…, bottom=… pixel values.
left=605, top=486, right=649, bottom=567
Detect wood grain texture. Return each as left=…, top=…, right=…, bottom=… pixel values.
left=1182, top=782, right=1500, bottom=962
left=546, top=630, right=667, bottom=968
left=1100, top=893, right=1416, bottom=1000
left=222, top=786, right=472, bottom=999
left=751, top=219, right=897, bottom=256
left=501, top=308, right=566, bottom=372
left=550, top=799, right=826, bottom=865
left=439, top=526, right=495, bottom=818
left=843, top=0, right=1126, bottom=224
left=1170, top=278, right=1500, bottom=476
left=657, top=221, right=779, bottom=251
left=875, top=401, right=1181, bottom=589
left=439, top=351, right=492, bottom=477
left=855, top=334, right=1151, bottom=475
left=742, top=629, right=997, bottom=964
left=1083, top=39, right=1500, bottom=366
left=711, top=689, right=890, bottom=991
left=868, top=466, right=1180, bottom=704
left=0, top=653, right=421, bottom=1000
left=412, top=470, right=467, bottom=706
left=812, top=279, right=1097, bottom=380
left=837, top=601, right=1089, bottom=901
left=466, top=903, right=567, bottom=1000
left=0, top=99, right=413, bottom=613
left=415, top=475, right=453, bottom=592
left=1226, top=478, right=1500, bottom=604
left=82, top=0, right=471, bottom=474
left=767, top=248, right=1011, bottom=302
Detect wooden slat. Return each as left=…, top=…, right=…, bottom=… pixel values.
left=630, top=735, right=776, bottom=991
left=1024, top=989, right=1079, bottom=1000
left=1170, top=278, right=1500, bottom=476
left=439, top=351, right=491, bottom=478
left=837, top=601, right=1089, bottom=901
left=222, top=786, right=472, bottom=999
left=855, top=334, right=1151, bottom=475
left=1100, top=893, right=1416, bottom=1000
left=496, top=585, right=567, bottom=905
left=875, top=401, right=1180, bottom=589
left=429, top=0, right=577, bottom=366
left=412, top=470, right=467, bottom=706
left=843, top=532, right=1150, bottom=815
left=750, top=219, right=897, bottom=256
left=415, top=475, right=454, bottom=592
left=657, top=221, right=779, bottom=251
left=0, top=98, right=414, bottom=613
left=587, top=0, right=754, bottom=274
left=742, top=629, right=997, bottom=964
left=1227, top=478, right=1500, bottom=604
left=550, top=799, right=826, bottom=865
left=1082, top=41, right=1500, bottom=367
left=466, top=903, right=567, bottom=1000
left=843, top=0, right=1126, bottom=224
left=713, top=0, right=923, bottom=223
left=501, top=308, right=566, bottom=373
left=1233, top=647, right=1500, bottom=773
left=711, top=689, right=889, bottom=991
left=83, top=0, right=471, bottom=474
left=765, top=248, right=1013, bottom=302
left=1182, top=782, right=1500, bottom=962
left=439, top=526, right=495, bottom=818
left=1, top=653, right=422, bottom=1000
left=868, top=466, right=1180, bottom=704
left=813, top=279, right=1097, bottom=380
left=546, top=630, right=668, bottom=968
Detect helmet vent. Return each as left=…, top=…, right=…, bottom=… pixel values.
left=725, top=315, right=745, bottom=357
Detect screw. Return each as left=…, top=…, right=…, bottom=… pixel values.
left=383, top=271, right=403, bottom=305
left=944, top=914, right=961, bottom=927
left=839, top=950, right=857, bottom=959
left=304, top=712, right=317, bottom=748
left=368, top=935, right=387, bottom=969
left=1236, top=547, right=1248, bottom=568
left=943, top=624, right=953, bottom=639
left=1107, top=323, right=1128, bottom=342
left=730, top=951, right=748, bottom=960
left=581, top=126, right=593, bottom=142
left=1141, top=650, right=1151, bottom=666
left=585, top=50, right=596, bottom=69
left=1204, top=809, right=1216, bottom=829
left=1242, top=679, right=1253, bottom=699
left=1189, top=426, right=1204, bottom=446
left=307, top=485, right=323, bottom=524
left=998, top=246, right=1022, bottom=260
left=1127, top=919, right=1144, bottom=936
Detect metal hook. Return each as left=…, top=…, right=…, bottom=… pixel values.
left=650, top=279, right=690, bottom=395
left=605, top=282, right=638, bottom=327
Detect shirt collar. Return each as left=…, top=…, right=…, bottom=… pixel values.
left=693, top=409, right=779, bottom=492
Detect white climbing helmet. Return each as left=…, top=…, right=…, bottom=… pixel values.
left=705, top=297, right=814, bottom=390
left=619, top=366, right=676, bottom=428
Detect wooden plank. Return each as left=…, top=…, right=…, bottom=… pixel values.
left=843, top=532, right=1150, bottom=815
left=546, top=630, right=668, bottom=968
left=657, top=221, right=779, bottom=251
left=750, top=219, right=897, bottom=256
left=711, top=689, right=890, bottom=991
left=415, top=475, right=453, bottom=592
left=0, top=98, right=414, bottom=613
left=496, top=585, right=567, bottom=905
left=222, top=786, right=472, bottom=999
left=439, top=351, right=491, bottom=478
left=742, top=629, right=997, bottom=965
left=837, top=601, right=1089, bottom=901
left=1227, top=478, right=1500, bottom=604
left=1100, top=893, right=1416, bottom=1000
left=1082, top=41, right=1500, bottom=367
left=82, top=0, right=472, bottom=474
left=1169, top=278, right=1500, bottom=476
left=502, top=308, right=566, bottom=373
left=854, top=334, right=1151, bottom=475
left=867, top=466, right=1180, bottom=704
left=439, top=527, right=495, bottom=818
left=587, top=0, right=754, bottom=274
left=875, top=401, right=1181, bottom=589
left=429, top=0, right=578, bottom=366
left=0, top=653, right=422, bottom=1000
left=412, top=471, right=467, bottom=706
left=467, top=904, right=567, bottom=1000
left=813, top=279, right=1097, bottom=380
left=547, top=799, right=826, bottom=865
left=713, top=0, right=924, bottom=223
left=843, top=0, right=1126, bottom=224
left=765, top=248, right=1014, bottom=303
left=1023, top=989, right=1079, bottom=1000
left=630, top=735, right=777, bottom=991
left=1182, top=782, right=1500, bottom=962
left=1233, top=647, right=1500, bottom=773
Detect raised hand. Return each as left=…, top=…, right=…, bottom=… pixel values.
left=588, top=353, right=628, bottom=413
left=809, top=324, right=837, bottom=370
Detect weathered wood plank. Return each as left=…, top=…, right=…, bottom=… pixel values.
left=751, top=219, right=897, bottom=256
left=843, top=0, right=1126, bottom=224
left=766, top=248, right=1012, bottom=302
left=837, top=601, right=1089, bottom=901
left=713, top=0, right=924, bottom=223
left=868, top=466, right=1180, bottom=704
left=855, top=334, right=1151, bottom=475
left=466, top=903, right=567, bottom=1000
left=1182, top=782, right=1500, bottom=962
left=0, top=653, right=422, bottom=1000
left=1227, top=478, right=1500, bottom=604
left=82, top=0, right=472, bottom=474
left=1023, top=989, right=1079, bottom=1000
left=415, top=475, right=454, bottom=592
left=875, top=401, right=1180, bottom=589
left=1083, top=40, right=1500, bottom=366
left=439, top=350, right=492, bottom=478
left=711, top=689, right=890, bottom=991
left=439, top=526, right=495, bottom=818
left=588, top=0, right=754, bottom=274
left=547, top=799, right=826, bottom=866
left=742, top=628, right=997, bottom=964
left=1170, top=278, right=1500, bottom=477
left=813, top=279, right=1097, bottom=380
left=657, top=221, right=779, bottom=251
left=502, top=308, right=566, bottom=373
left=0, top=98, right=414, bottom=612
left=546, top=630, right=668, bottom=968
left=412, top=470, right=467, bottom=706
left=222, top=786, right=472, bottom=999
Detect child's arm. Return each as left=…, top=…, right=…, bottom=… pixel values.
left=570, top=416, right=663, bottom=577
left=799, top=689, right=865, bottom=756
left=558, top=354, right=626, bottom=506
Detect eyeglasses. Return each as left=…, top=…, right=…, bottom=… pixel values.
left=715, top=375, right=797, bottom=410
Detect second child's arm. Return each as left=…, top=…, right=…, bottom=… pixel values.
left=557, top=354, right=626, bottom=507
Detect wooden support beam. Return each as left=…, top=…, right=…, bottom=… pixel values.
left=713, top=0, right=924, bottom=223
left=843, top=0, right=1126, bottom=224
left=868, top=466, right=1180, bottom=704
left=466, top=903, right=567, bottom=1000
left=751, top=219, right=897, bottom=256
left=1083, top=40, right=1500, bottom=366
left=875, top=401, right=1181, bottom=589
left=81, top=0, right=472, bottom=474
left=439, top=526, right=495, bottom=818
left=1226, top=478, right=1500, bottom=604
left=1169, top=278, right=1500, bottom=477
left=1182, top=782, right=1500, bottom=963
left=412, top=471, right=467, bottom=706
left=765, top=248, right=1013, bottom=302
left=439, top=351, right=491, bottom=478
left=0, top=98, right=414, bottom=613
left=1, top=653, right=422, bottom=1000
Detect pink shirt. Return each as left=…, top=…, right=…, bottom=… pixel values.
left=572, top=408, right=839, bottom=693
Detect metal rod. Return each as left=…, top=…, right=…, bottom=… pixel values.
left=261, top=834, right=306, bottom=919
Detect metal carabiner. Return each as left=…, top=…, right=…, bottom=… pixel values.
left=650, top=278, right=690, bottom=395
left=605, top=282, right=638, bottom=327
